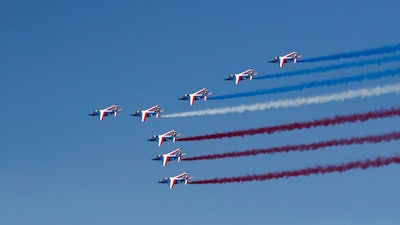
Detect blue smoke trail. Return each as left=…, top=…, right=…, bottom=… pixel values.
left=301, top=43, right=400, bottom=63
left=210, top=67, right=400, bottom=100
left=256, top=55, right=400, bottom=80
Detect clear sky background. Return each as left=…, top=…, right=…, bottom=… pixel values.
left=1, top=1, right=399, bottom=225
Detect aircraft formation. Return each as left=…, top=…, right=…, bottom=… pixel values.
left=89, top=45, right=400, bottom=189
left=88, top=51, right=302, bottom=188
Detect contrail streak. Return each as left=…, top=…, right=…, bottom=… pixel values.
left=177, top=107, right=400, bottom=142
left=300, top=43, right=400, bottom=63
left=190, top=154, right=400, bottom=185
left=163, top=84, right=400, bottom=118
left=256, top=55, right=400, bottom=80
left=183, top=132, right=400, bottom=161
left=211, top=67, right=400, bottom=100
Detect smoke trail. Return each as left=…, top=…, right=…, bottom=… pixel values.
left=163, top=84, right=400, bottom=118
left=177, top=107, right=400, bottom=141
left=256, top=55, right=400, bottom=80
left=183, top=132, right=400, bottom=161
left=300, top=43, right=400, bottom=63
left=190, top=155, right=400, bottom=185
left=211, top=67, right=400, bottom=100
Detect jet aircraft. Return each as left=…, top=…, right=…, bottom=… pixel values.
left=147, top=129, right=180, bottom=147
left=158, top=172, right=193, bottom=189
left=152, top=148, right=185, bottom=167
left=130, top=105, right=164, bottom=122
left=179, top=88, right=212, bottom=105
left=88, top=104, right=122, bottom=121
left=269, top=51, right=302, bottom=67
left=225, top=68, right=258, bottom=85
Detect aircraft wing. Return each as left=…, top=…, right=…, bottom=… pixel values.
left=163, top=156, right=170, bottom=167
left=279, top=57, right=286, bottom=68
left=235, top=75, right=241, bottom=85
left=141, top=111, right=148, bottom=122
left=148, top=105, right=159, bottom=111
left=175, top=172, right=189, bottom=179
left=169, top=148, right=182, bottom=155
left=158, top=136, right=165, bottom=147
left=169, top=178, right=177, bottom=189
left=189, top=94, right=196, bottom=105
left=193, top=88, right=206, bottom=95
left=99, top=110, right=106, bottom=120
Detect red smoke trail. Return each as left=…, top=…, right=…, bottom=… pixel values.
left=183, top=132, right=400, bottom=161
left=177, top=107, right=400, bottom=142
left=190, top=155, right=400, bottom=185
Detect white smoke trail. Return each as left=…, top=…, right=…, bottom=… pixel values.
left=163, top=84, right=400, bottom=118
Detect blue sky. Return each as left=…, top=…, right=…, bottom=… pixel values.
left=1, top=1, right=399, bottom=225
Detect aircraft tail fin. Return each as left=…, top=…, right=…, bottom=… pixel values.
left=294, top=54, right=302, bottom=63
left=250, top=72, right=257, bottom=80
left=114, top=108, right=122, bottom=117
left=204, top=92, right=212, bottom=101
left=185, top=176, right=193, bottom=185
